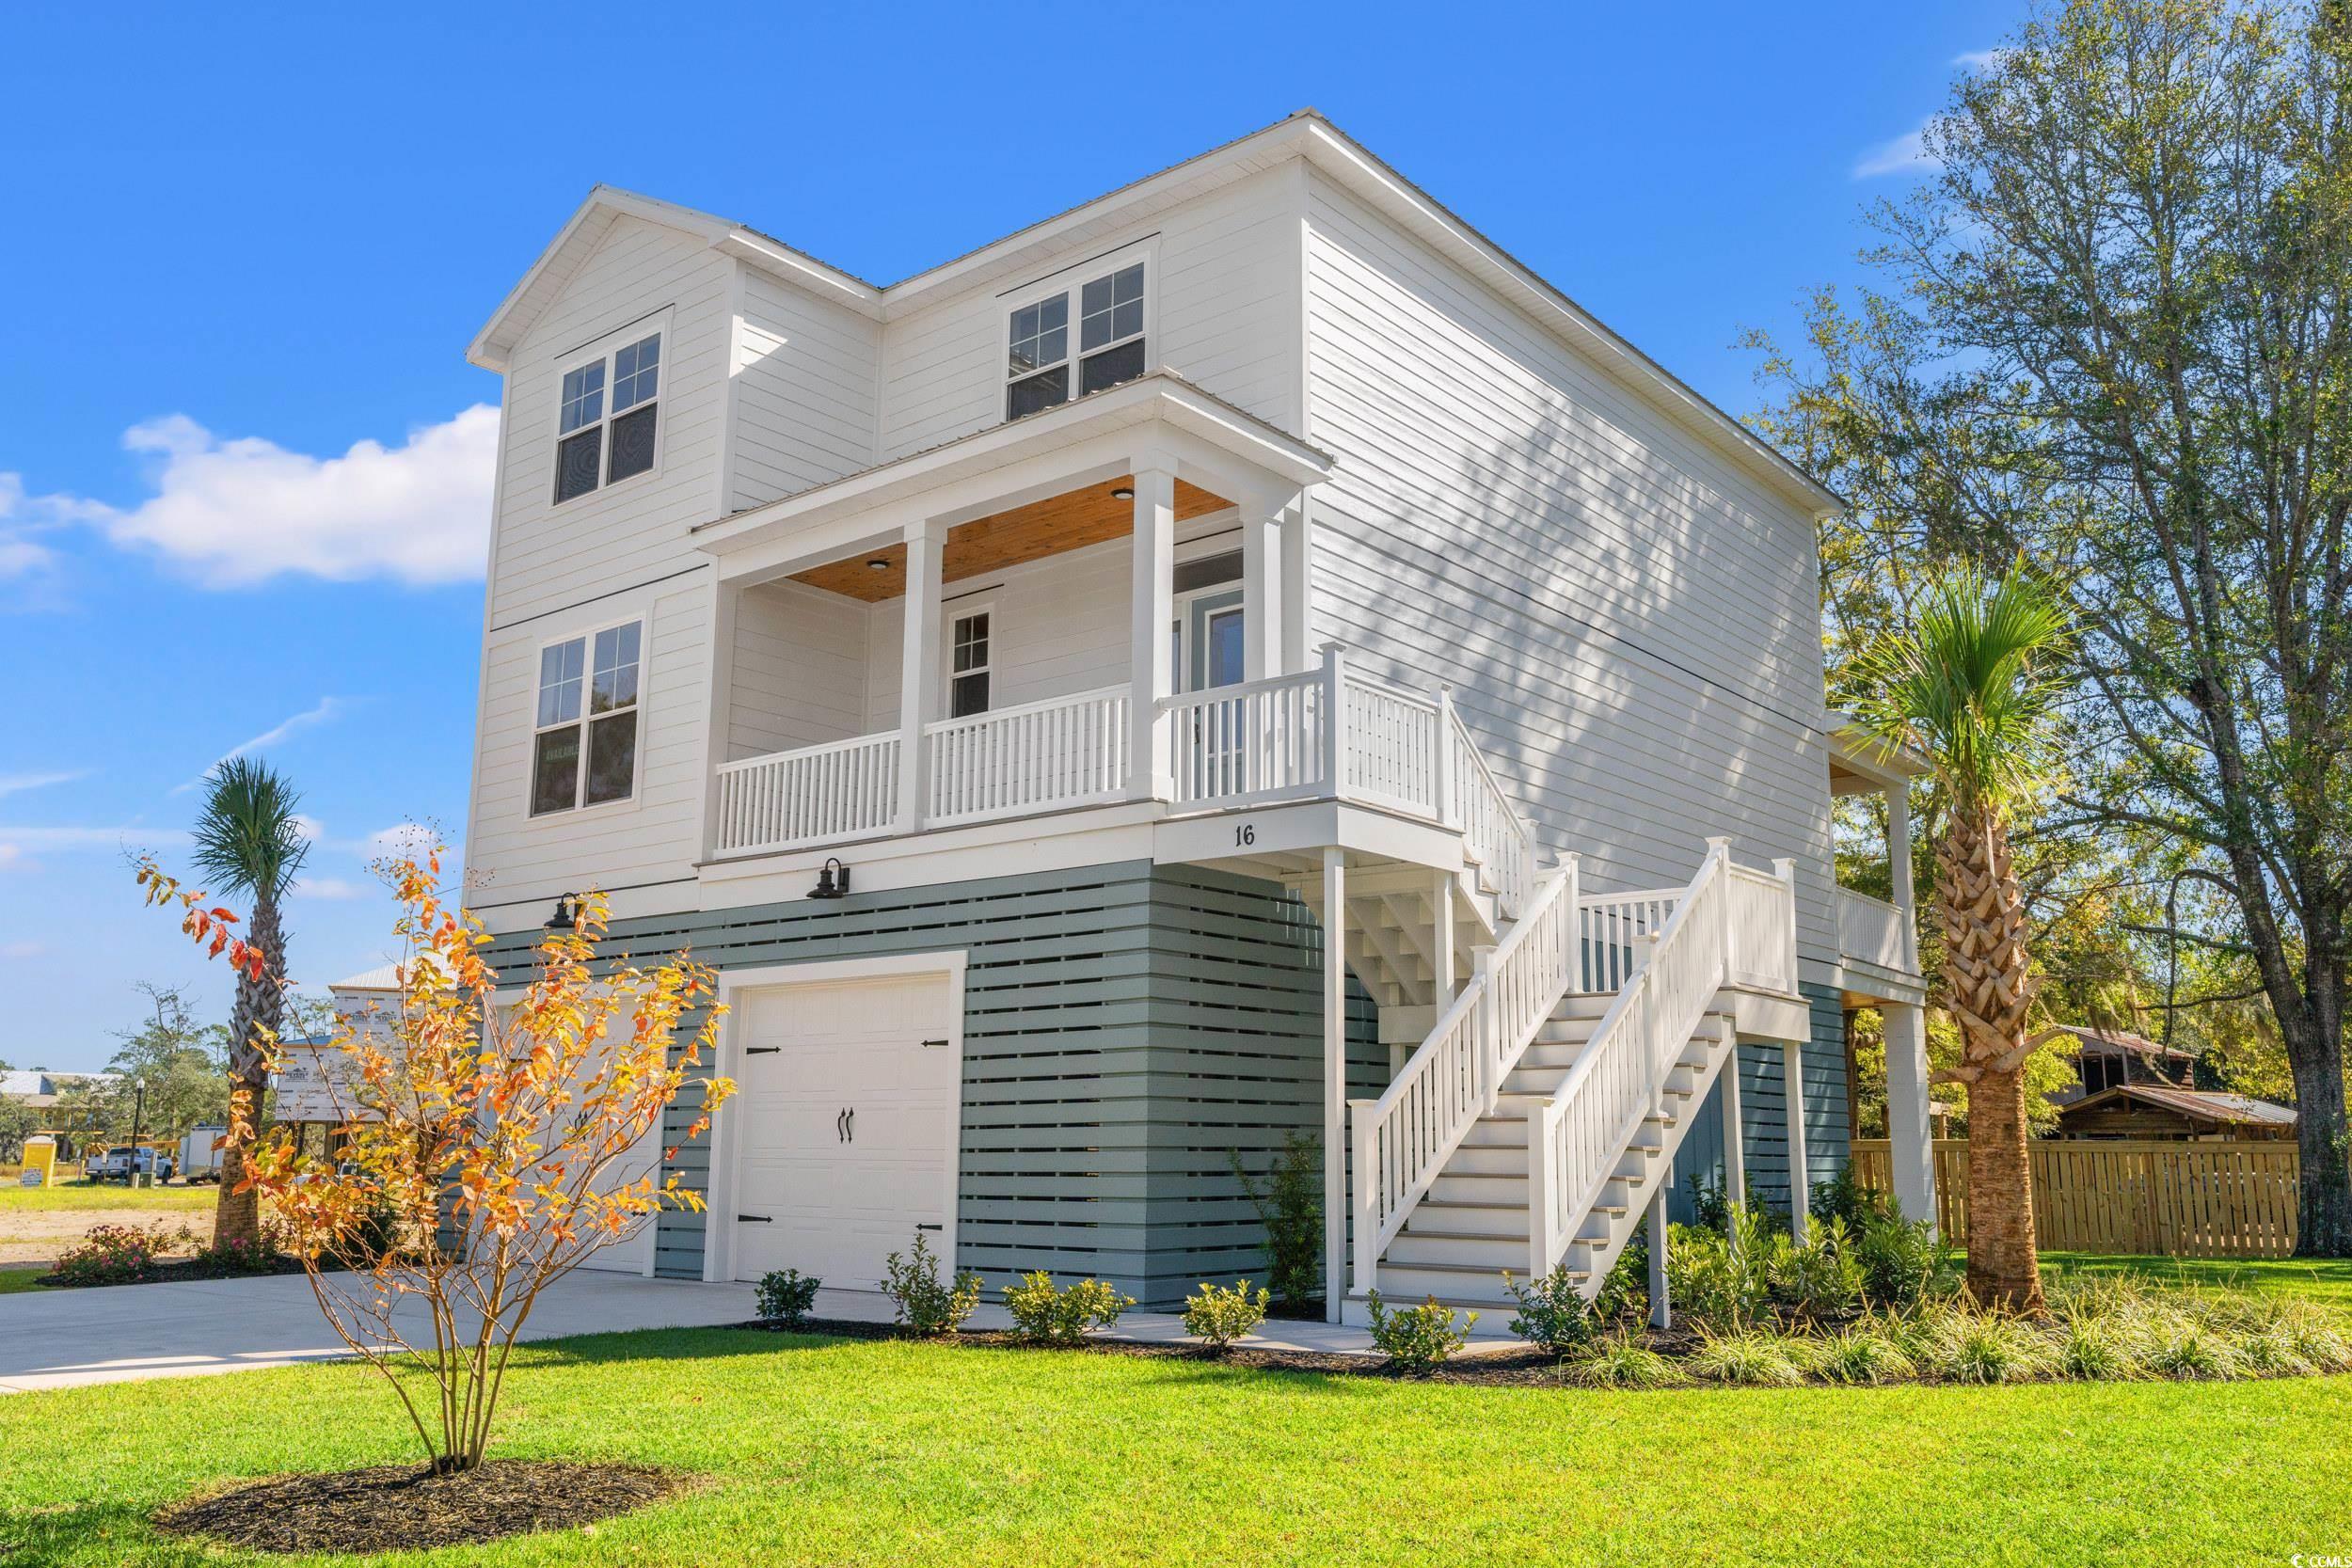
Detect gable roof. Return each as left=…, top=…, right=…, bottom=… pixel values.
left=2038, top=1022, right=2200, bottom=1064
left=2059, top=1084, right=2296, bottom=1128
left=469, top=112, right=1840, bottom=516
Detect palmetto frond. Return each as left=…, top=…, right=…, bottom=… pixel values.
left=190, top=756, right=310, bottom=901
left=1845, top=559, right=2072, bottom=815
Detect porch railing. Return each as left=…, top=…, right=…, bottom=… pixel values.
left=1836, top=885, right=1915, bottom=974
left=712, top=731, right=901, bottom=857
left=926, top=685, right=1130, bottom=827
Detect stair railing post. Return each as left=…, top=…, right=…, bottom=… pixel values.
left=1706, top=835, right=1734, bottom=989
left=1526, top=1099, right=1554, bottom=1281
left=1558, top=852, right=1581, bottom=992
left=1320, top=642, right=1348, bottom=801
left=1348, top=1098, right=1377, bottom=1297
left=1433, top=683, right=1454, bottom=830
left=1470, top=944, right=1497, bottom=1089
left=1772, top=856, right=1799, bottom=994
left=1635, top=933, right=1662, bottom=1107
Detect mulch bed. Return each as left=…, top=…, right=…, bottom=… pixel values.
left=34, top=1254, right=311, bottom=1289
left=736, top=1314, right=1598, bottom=1384
left=153, top=1460, right=691, bottom=1553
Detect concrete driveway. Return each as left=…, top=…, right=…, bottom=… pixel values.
left=0, top=1269, right=761, bottom=1394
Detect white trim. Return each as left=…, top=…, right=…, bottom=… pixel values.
left=525, top=613, right=647, bottom=820
left=999, top=238, right=1157, bottom=423
left=943, top=598, right=998, bottom=719
left=703, top=952, right=970, bottom=1286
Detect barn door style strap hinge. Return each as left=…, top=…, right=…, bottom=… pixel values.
left=915, top=1223, right=943, bottom=1231
left=745, top=1046, right=782, bottom=1055
left=921, top=1038, right=950, bottom=1048
left=738, top=1214, right=773, bottom=1223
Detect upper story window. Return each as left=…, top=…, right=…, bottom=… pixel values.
left=1006, top=261, right=1147, bottom=420
left=532, top=621, right=642, bottom=815
left=554, top=331, right=661, bottom=504
left=949, top=610, right=993, bottom=718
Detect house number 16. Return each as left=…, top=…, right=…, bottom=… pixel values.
left=1234, top=823, right=1256, bottom=847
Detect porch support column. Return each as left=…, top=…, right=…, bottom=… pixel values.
left=1784, top=1037, right=1810, bottom=1243
left=1322, top=846, right=1347, bottom=1323
left=698, top=575, right=742, bottom=861
left=1886, top=779, right=1919, bottom=970
left=1128, top=464, right=1177, bottom=800
left=895, top=517, right=946, bottom=835
left=1279, top=497, right=1311, bottom=674
left=1723, top=1042, right=1745, bottom=1219
left=1647, top=1182, right=1671, bottom=1329
left=1240, top=496, right=1284, bottom=681
left=1431, top=870, right=1456, bottom=1009
left=1883, top=1001, right=1937, bottom=1234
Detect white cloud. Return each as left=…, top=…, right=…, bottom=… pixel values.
left=1854, top=125, right=1937, bottom=180
left=293, top=876, right=369, bottom=901
left=0, top=769, right=88, bottom=798
left=0, top=823, right=186, bottom=870
left=1953, top=48, right=2003, bottom=71
left=364, top=821, right=441, bottom=860
left=172, top=697, right=350, bottom=793
left=0, top=940, right=45, bottom=959
left=83, top=404, right=499, bottom=588
left=0, top=471, right=105, bottom=592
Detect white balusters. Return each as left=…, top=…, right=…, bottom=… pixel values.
left=711, top=732, right=902, bottom=856
left=925, top=686, right=1130, bottom=826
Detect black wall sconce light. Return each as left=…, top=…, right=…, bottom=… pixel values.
left=546, top=892, right=581, bottom=931
left=808, top=858, right=851, bottom=900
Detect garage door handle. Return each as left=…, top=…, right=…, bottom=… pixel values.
left=738, top=1214, right=772, bottom=1223
left=835, top=1108, right=847, bottom=1143
left=845, top=1107, right=854, bottom=1143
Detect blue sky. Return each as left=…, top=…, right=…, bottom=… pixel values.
left=0, top=1, right=2012, bottom=1070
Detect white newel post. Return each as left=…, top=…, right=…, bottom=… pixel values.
left=1773, top=856, right=1800, bottom=993
left=1784, top=1037, right=1810, bottom=1243
left=1432, top=685, right=1454, bottom=830
left=1321, top=642, right=1348, bottom=800
left=1322, top=846, right=1347, bottom=1322
left=895, top=518, right=946, bottom=835
left=1883, top=1001, right=1937, bottom=1234
left=1128, top=466, right=1176, bottom=800
left=1707, top=835, right=1734, bottom=982
left=1241, top=500, right=1282, bottom=682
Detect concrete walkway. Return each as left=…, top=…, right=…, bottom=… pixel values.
left=0, top=1274, right=1520, bottom=1394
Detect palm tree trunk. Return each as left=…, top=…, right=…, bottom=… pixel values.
left=1935, top=804, right=2044, bottom=1313
left=214, top=895, right=284, bottom=1249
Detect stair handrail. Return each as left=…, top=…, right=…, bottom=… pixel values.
left=1444, top=705, right=1535, bottom=918
left=1346, top=850, right=1579, bottom=1294
left=1526, top=841, right=1734, bottom=1284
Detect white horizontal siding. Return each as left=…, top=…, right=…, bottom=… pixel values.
left=730, top=271, right=881, bottom=511
left=1302, top=172, right=1838, bottom=966
left=728, top=580, right=868, bottom=760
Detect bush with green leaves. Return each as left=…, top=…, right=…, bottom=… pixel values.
left=1502, top=1265, right=1599, bottom=1354
left=1564, top=1331, right=1684, bottom=1389
left=1851, top=1206, right=1959, bottom=1308
left=1815, top=1322, right=1916, bottom=1385
left=1002, top=1272, right=1134, bottom=1345
left=1686, top=1330, right=1807, bottom=1387
left=1809, top=1162, right=1890, bottom=1231
left=1762, top=1214, right=1864, bottom=1321
left=1182, top=1279, right=1269, bottom=1350
left=755, top=1268, right=821, bottom=1327
left=1365, top=1291, right=1476, bottom=1371
left=47, top=1221, right=183, bottom=1287
left=1664, top=1209, right=1772, bottom=1331
left=881, top=1232, right=983, bottom=1335
left=1232, top=1132, right=1321, bottom=1311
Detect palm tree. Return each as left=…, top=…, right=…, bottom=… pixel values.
left=190, top=757, right=308, bottom=1247
left=1849, top=561, right=2071, bottom=1313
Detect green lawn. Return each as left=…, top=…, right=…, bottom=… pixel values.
left=0, top=1180, right=215, bottom=1215
left=2041, top=1250, right=2352, bottom=1303
left=4, top=1329, right=2349, bottom=1566
left=0, top=1264, right=48, bottom=1294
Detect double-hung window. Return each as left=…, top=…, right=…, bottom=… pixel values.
left=532, top=621, right=642, bottom=815
left=948, top=610, right=993, bottom=718
left=1005, top=260, right=1147, bottom=420
left=554, top=330, right=662, bottom=504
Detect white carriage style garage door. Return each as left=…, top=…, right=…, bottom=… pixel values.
left=727, top=970, right=960, bottom=1291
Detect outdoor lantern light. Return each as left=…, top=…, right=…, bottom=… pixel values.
left=1111, top=484, right=1135, bottom=500
left=546, top=892, right=580, bottom=931
left=808, top=858, right=851, bottom=900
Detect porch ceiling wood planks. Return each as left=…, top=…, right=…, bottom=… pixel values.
left=788, top=478, right=1229, bottom=602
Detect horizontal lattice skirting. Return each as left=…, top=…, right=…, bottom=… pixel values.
left=1669, top=983, right=1852, bottom=1225
left=481, top=861, right=1378, bottom=1306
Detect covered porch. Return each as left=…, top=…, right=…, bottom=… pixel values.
left=691, top=374, right=1335, bottom=860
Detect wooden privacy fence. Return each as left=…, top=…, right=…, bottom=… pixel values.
left=1850, top=1138, right=2300, bottom=1259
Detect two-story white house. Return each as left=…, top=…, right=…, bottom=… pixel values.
left=459, top=111, right=1937, bottom=1323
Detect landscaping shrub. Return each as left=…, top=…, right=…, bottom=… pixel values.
left=1002, top=1272, right=1134, bottom=1345
left=1232, top=1132, right=1321, bottom=1312
left=1851, top=1206, right=1959, bottom=1308
left=1808, top=1162, right=1890, bottom=1231
left=1502, top=1265, right=1597, bottom=1354
left=2143, top=1319, right=2245, bottom=1380
left=1927, top=1309, right=2057, bottom=1385
left=1664, top=1209, right=1771, bottom=1331
left=1762, top=1215, right=1863, bottom=1322
left=1182, top=1279, right=1268, bottom=1350
left=1365, top=1291, right=1476, bottom=1370
left=190, top=1229, right=286, bottom=1276
left=1563, top=1332, right=1684, bottom=1389
left=48, top=1222, right=182, bottom=1286
left=2052, top=1310, right=2143, bottom=1381
left=755, top=1269, right=821, bottom=1327
left=1815, top=1323, right=1916, bottom=1385
left=882, top=1232, right=982, bottom=1335
left=1686, top=1330, right=1806, bottom=1386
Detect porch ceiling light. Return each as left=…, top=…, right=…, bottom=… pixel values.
left=866, top=556, right=890, bottom=570
left=1111, top=484, right=1135, bottom=500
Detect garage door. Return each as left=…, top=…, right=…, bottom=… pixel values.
left=729, top=972, right=959, bottom=1291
